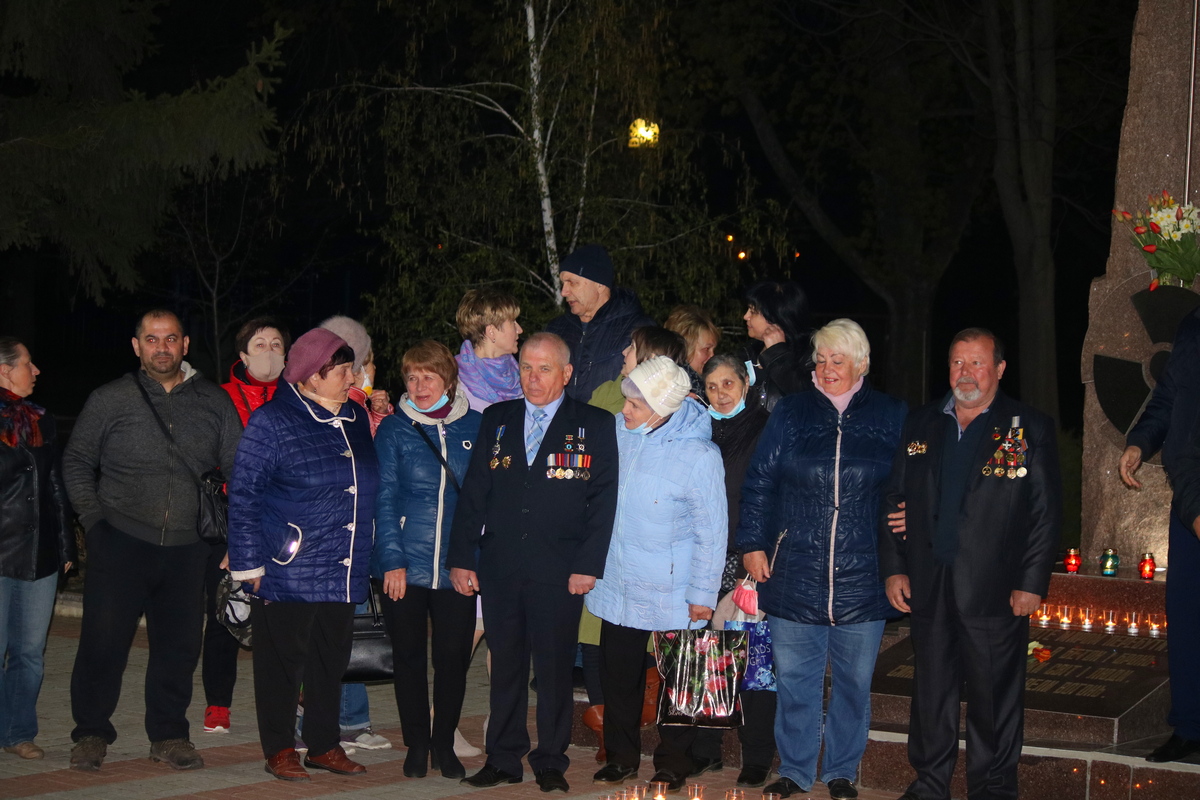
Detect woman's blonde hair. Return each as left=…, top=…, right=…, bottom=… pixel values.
left=456, top=288, right=521, bottom=346
left=811, top=318, right=871, bottom=374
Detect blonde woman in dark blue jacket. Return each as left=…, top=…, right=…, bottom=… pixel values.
left=737, top=319, right=906, bottom=800
left=372, top=341, right=481, bottom=779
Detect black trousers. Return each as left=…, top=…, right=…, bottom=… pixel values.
left=738, top=689, right=777, bottom=769
left=907, top=564, right=1028, bottom=800
left=380, top=584, right=476, bottom=750
left=250, top=599, right=354, bottom=759
left=598, top=621, right=724, bottom=777
left=201, top=541, right=242, bottom=708
left=70, top=521, right=208, bottom=743
left=481, top=576, right=584, bottom=776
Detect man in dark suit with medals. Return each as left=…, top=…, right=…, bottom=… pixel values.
left=448, top=332, right=619, bottom=793
left=879, top=329, right=1061, bottom=800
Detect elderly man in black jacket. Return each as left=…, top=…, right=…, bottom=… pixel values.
left=1118, top=306, right=1200, bottom=763
left=447, top=332, right=619, bottom=793
left=879, top=328, right=1060, bottom=800
left=545, top=244, right=654, bottom=401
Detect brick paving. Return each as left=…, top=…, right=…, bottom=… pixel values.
left=0, top=610, right=896, bottom=800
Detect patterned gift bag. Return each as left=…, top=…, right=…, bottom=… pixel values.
left=653, top=629, right=748, bottom=728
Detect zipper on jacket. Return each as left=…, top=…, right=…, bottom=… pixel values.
left=826, top=415, right=844, bottom=624
left=431, top=423, right=448, bottom=590
left=160, top=389, right=173, bottom=545
left=769, top=528, right=788, bottom=573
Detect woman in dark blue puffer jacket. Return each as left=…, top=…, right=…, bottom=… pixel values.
left=228, top=329, right=379, bottom=781
left=372, top=341, right=481, bottom=779
left=737, top=320, right=906, bottom=800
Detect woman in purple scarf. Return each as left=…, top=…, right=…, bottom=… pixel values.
left=454, top=289, right=524, bottom=412
left=449, top=288, right=524, bottom=757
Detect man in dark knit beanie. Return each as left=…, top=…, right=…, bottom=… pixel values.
left=545, top=244, right=653, bottom=401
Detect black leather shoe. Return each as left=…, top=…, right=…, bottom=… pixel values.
left=737, top=764, right=771, bottom=787
left=689, top=756, right=724, bottom=776
left=535, top=768, right=570, bottom=793
left=594, top=763, right=639, bottom=784
left=827, top=777, right=859, bottom=799
left=1146, top=734, right=1200, bottom=762
left=431, top=748, right=465, bottom=779
left=650, top=770, right=687, bottom=792
left=763, top=776, right=804, bottom=798
left=461, top=764, right=523, bottom=787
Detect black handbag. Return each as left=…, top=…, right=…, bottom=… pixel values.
left=342, top=586, right=394, bottom=683
left=133, top=374, right=228, bottom=544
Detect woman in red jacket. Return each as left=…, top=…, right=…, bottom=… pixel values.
left=204, top=318, right=291, bottom=735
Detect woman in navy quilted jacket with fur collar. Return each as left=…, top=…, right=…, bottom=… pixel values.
left=228, top=328, right=379, bottom=782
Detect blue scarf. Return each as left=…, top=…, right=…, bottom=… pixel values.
left=456, top=340, right=522, bottom=405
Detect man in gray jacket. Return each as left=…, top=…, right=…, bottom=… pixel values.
left=63, top=310, right=242, bottom=772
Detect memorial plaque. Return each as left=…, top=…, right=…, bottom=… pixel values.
left=872, top=626, right=1171, bottom=745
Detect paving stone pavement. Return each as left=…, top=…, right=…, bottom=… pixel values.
left=0, top=610, right=895, bottom=800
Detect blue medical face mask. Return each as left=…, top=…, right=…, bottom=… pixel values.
left=709, top=397, right=746, bottom=421
left=407, top=393, right=449, bottom=413
left=629, top=412, right=660, bottom=436
left=744, top=361, right=758, bottom=386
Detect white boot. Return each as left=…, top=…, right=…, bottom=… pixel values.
left=453, top=727, right=482, bottom=758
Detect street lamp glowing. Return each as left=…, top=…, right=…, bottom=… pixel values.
left=737, top=251, right=747, bottom=260
left=628, top=119, right=660, bottom=148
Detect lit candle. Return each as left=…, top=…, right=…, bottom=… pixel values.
left=1139, top=553, right=1156, bottom=580
left=1064, top=548, right=1081, bottom=573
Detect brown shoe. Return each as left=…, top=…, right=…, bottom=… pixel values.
left=304, top=745, right=366, bottom=775
left=70, top=736, right=107, bottom=771
left=4, top=742, right=45, bottom=760
left=265, top=748, right=311, bottom=781
left=149, top=738, right=204, bottom=770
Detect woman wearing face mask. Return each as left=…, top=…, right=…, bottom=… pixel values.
left=579, top=325, right=689, bottom=763
left=737, top=319, right=906, bottom=800
left=585, top=357, right=727, bottom=791
left=206, top=319, right=291, bottom=736
left=701, top=354, right=775, bottom=787
left=372, top=341, right=482, bottom=779
left=321, top=316, right=392, bottom=437
left=221, top=318, right=291, bottom=426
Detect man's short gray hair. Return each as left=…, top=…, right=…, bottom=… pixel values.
left=521, top=331, right=571, bottom=367
left=811, top=318, right=871, bottom=374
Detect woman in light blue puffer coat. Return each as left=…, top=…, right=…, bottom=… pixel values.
left=585, top=356, right=727, bottom=789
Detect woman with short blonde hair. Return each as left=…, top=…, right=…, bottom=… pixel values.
left=454, top=289, right=523, bottom=412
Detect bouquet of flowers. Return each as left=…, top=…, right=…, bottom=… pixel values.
left=1113, top=191, right=1200, bottom=289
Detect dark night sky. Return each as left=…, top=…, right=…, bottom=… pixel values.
left=15, top=0, right=1131, bottom=433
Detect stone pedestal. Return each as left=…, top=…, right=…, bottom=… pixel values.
left=1081, top=0, right=1200, bottom=567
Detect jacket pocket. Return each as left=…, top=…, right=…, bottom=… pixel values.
left=272, top=523, right=303, bottom=565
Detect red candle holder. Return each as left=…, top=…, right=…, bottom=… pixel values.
left=1064, top=548, right=1081, bottom=573
left=1139, top=553, right=1156, bottom=580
